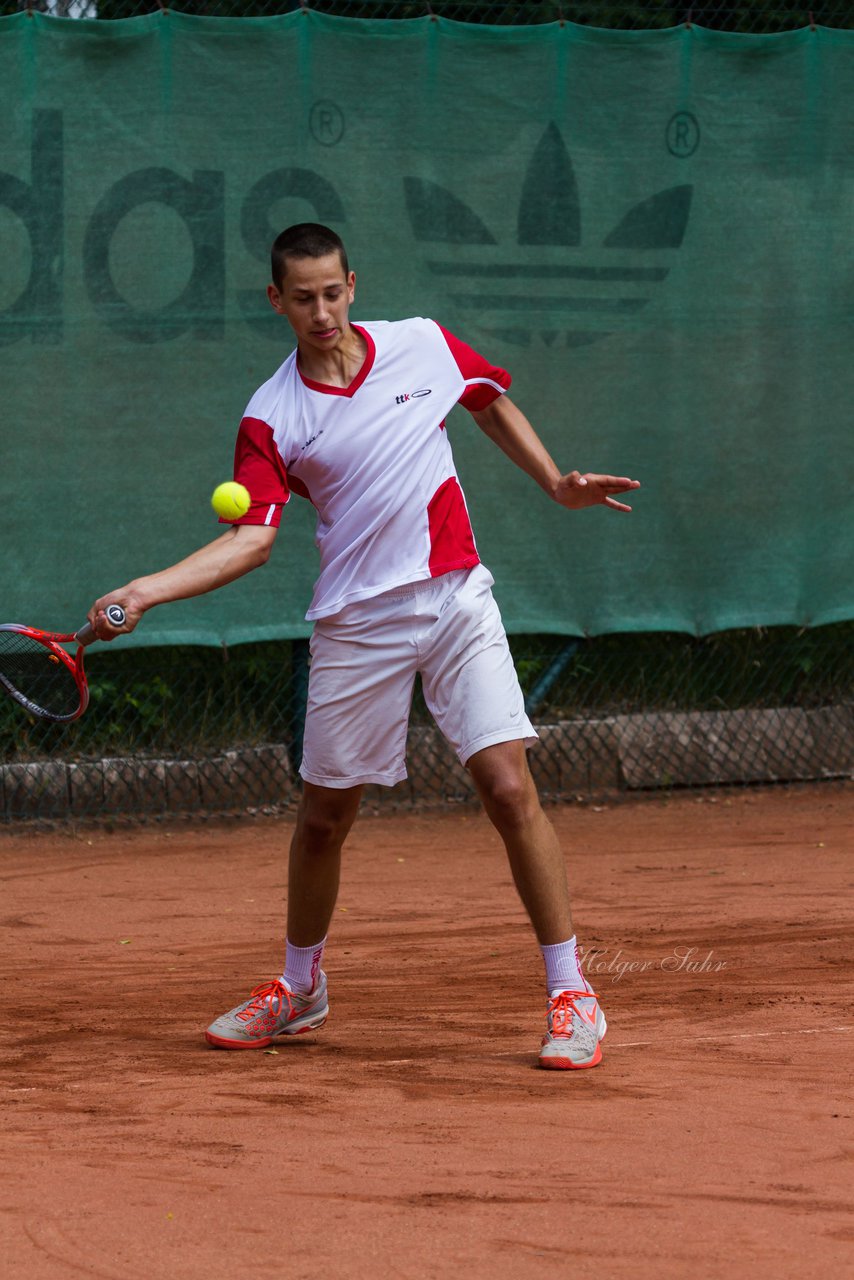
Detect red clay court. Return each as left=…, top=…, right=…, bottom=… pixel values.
left=1, top=784, right=852, bottom=1279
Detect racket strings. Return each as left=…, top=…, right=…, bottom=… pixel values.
left=0, top=631, right=81, bottom=718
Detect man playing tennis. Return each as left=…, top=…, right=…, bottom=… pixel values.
left=90, top=223, right=639, bottom=1070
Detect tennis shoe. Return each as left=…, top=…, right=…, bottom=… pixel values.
left=205, top=973, right=328, bottom=1049
left=538, top=988, right=606, bottom=1070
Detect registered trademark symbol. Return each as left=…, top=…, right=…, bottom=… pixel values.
left=666, top=112, right=700, bottom=158
left=310, top=100, right=345, bottom=147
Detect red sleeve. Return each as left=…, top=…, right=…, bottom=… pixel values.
left=219, top=416, right=290, bottom=527
left=436, top=323, right=512, bottom=411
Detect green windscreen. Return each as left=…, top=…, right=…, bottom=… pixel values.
left=1, top=12, right=851, bottom=646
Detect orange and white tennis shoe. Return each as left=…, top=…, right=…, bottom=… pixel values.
left=538, top=988, right=606, bottom=1070
left=205, top=973, right=328, bottom=1049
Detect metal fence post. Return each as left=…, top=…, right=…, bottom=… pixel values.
left=288, top=638, right=310, bottom=780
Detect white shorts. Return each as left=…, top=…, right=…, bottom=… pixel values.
left=300, top=564, right=538, bottom=789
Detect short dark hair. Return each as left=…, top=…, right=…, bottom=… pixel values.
left=271, top=223, right=349, bottom=288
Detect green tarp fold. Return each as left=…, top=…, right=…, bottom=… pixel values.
left=1, top=12, right=852, bottom=646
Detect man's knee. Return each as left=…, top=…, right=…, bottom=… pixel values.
left=484, top=775, right=539, bottom=824
left=471, top=753, right=540, bottom=830
left=295, top=784, right=361, bottom=853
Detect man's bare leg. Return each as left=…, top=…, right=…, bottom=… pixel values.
left=468, top=740, right=606, bottom=1069
left=286, top=781, right=363, bottom=946
left=204, top=782, right=361, bottom=1048
left=466, top=740, right=573, bottom=945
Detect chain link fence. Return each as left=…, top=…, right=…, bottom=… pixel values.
left=3, top=2, right=853, bottom=30
left=2, top=626, right=851, bottom=819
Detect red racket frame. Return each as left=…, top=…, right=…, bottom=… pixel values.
left=0, top=624, right=90, bottom=722
left=0, top=606, right=125, bottom=723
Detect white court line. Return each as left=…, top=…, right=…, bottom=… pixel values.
left=609, top=1024, right=852, bottom=1050
left=380, top=1026, right=853, bottom=1065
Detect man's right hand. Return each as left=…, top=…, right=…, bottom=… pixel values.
left=88, top=589, right=141, bottom=640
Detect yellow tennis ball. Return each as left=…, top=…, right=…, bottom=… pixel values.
left=211, top=481, right=251, bottom=519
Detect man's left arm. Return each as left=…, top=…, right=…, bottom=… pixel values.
left=470, top=394, right=640, bottom=513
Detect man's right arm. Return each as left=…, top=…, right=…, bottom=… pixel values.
left=88, top=523, right=278, bottom=639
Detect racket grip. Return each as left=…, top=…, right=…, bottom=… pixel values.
left=76, top=604, right=126, bottom=646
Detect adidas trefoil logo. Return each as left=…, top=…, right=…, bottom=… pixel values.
left=404, top=123, right=692, bottom=349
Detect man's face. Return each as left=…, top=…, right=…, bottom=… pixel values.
left=267, top=252, right=356, bottom=352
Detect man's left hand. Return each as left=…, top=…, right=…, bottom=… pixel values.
left=554, top=472, right=641, bottom=513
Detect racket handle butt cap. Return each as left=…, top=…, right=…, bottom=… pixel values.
left=76, top=604, right=126, bottom=646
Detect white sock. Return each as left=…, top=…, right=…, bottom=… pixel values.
left=540, top=935, right=593, bottom=997
left=282, top=937, right=326, bottom=995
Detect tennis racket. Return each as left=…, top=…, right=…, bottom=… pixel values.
left=0, top=604, right=126, bottom=723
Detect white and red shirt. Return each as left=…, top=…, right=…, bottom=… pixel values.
left=226, top=318, right=511, bottom=620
